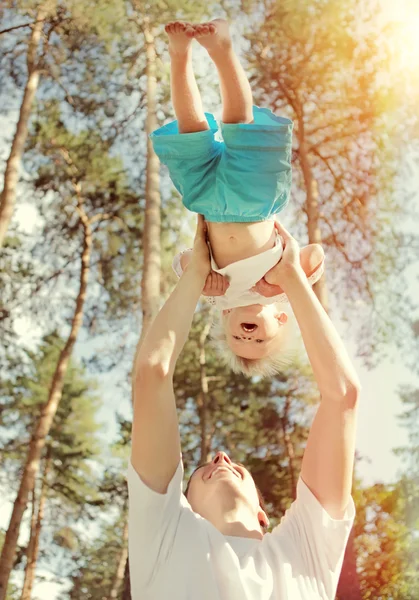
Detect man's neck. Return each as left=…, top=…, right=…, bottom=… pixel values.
left=217, top=520, right=263, bottom=540
left=208, top=505, right=263, bottom=540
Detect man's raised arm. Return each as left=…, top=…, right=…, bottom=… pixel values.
left=131, top=216, right=210, bottom=494
left=265, top=223, right=361, bottom=519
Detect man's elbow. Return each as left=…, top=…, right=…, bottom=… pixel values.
left=134, top=354, right=172, bottom=386
left=342, top=379, right=361, bottom=409
left=323, top=378, right=361, bottom=408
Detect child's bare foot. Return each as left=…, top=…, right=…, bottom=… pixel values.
left=193, top=19, right=232, bottom=54
left=300, top=244, right=324, bottom=278
left=165, top=21, right=195, bottom=55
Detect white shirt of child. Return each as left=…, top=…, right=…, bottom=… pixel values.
left=172, top=233, right=324, bottom=310
left=127, top=458, right=355, bottom=600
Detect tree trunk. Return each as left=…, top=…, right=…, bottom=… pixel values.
left=140, top=18, right=161, bottom=338
left=20, top=453, right=52, bottom=600
left=198, top=322, right=212, bottom=464
left=0, top=2, right=50, bottom=248
left=336, top=528, right=362, bottom=600
left=69, top=568, right=84, bottom=600
left=280, top=396, right=297, bottom=501
left=108, top=516, right=129, bottom=600
left=0, top=215, right=92, bottom=600
left=297, top=117, right=329, bottom=312
left=121, top=556, right=131, bottom=600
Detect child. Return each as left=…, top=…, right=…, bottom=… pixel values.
left=150, top=19, right=324, bottom=376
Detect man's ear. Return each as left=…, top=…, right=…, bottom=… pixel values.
left=276, top=312, right=288, bottom=325
left=258, top=508, right=269, bottom=530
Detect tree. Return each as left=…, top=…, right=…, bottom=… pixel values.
left=0, top=0, right=125, bottom=247
left=65, top=415, right=130, bottom=600
left=353, top=480, right=419, bottom=600
left=0, top=332, right=103, bottom=598
left=21, top=373, right=102, bottom=597
left=0, top=0, right=52, bottom=247
left=0, top=99, right=138, bottom=598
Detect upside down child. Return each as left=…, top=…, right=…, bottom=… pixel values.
left=150, top=19, right=324, bottom=377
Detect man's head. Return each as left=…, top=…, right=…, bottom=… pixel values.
left=184, top=452, right=269, bottom=536
left=212, top=303, right=295, bottom=377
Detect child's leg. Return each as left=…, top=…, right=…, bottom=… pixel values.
left=194, top=19, right=253, bottom=124
left=166, top=22, right=210, bottom=134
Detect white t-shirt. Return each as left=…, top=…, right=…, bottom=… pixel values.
left=172, top=234, right=324, bottom=310
left=127, top=458, right=355, bottom=600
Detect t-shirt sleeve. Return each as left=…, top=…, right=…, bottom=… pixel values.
left=270, top=477, right=355, bottom=599
left=127, top=457, right=186, bottom=589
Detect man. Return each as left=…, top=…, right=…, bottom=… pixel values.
left=128, top=216, right=360, bottom=599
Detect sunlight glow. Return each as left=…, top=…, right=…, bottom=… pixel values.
left=382, top=0, right=419, bottom=85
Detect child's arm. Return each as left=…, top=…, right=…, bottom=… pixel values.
left=173, top=249, right=230, bottom=297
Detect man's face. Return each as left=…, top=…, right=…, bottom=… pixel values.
left=222, top=304, right=288, bottom=359
left=185, top=452, right=268, bottom=530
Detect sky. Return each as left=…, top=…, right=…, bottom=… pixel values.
left=1, top=1, right=419, bottom=598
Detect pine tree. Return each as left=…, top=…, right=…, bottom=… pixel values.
left=0, top=97, right=137, bottom=597
left=0, top=332, right=103, bottom=598
left=0, top=0, right=125, bottom=247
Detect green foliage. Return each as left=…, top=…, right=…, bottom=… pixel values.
left=23, top=99, right=144, bottom=335
left=352, top=478, right=419, bottom=599
left=0, top=331, right=104, bottom=562
left=65, top=511, right=127, bottom=600
left=351, top=338, right=419, bottom=599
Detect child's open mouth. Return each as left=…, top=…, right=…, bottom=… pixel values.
left=242, top=323, right=257, bottom=332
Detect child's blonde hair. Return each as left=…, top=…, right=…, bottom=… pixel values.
left=210, top=304, right=299, bottom=378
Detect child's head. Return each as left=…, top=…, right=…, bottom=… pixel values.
left=211, top=303, right=296, bottom=377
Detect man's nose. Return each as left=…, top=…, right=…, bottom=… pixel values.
left=241, top=323, right=257, bottom=333
left=212, top=451, right=231, bottom=466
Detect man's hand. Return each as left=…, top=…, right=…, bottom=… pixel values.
left=202, top=271, right=230, bottom=297
left=252, top=222, right=302, bottom=296
left=188, top=215, right=211, bottom=278
left=251, top=277, right=283, bottom=298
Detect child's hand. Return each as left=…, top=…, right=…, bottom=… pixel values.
left=202, top=271, right=230, bottom=297
left=189, top=215, right=211, bottom=278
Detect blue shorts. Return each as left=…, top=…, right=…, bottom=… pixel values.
left=150, top=106, right=293, bottom=223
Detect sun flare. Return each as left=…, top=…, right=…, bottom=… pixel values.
left=383, top=0, right=419, bottom=79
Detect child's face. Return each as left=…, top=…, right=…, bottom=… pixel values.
left=222, top=304, right=288, bottom=359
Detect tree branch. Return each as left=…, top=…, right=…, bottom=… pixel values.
left=321, top=214, right=372, bottom=265
left=0, top=20, right=46, bottom=36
